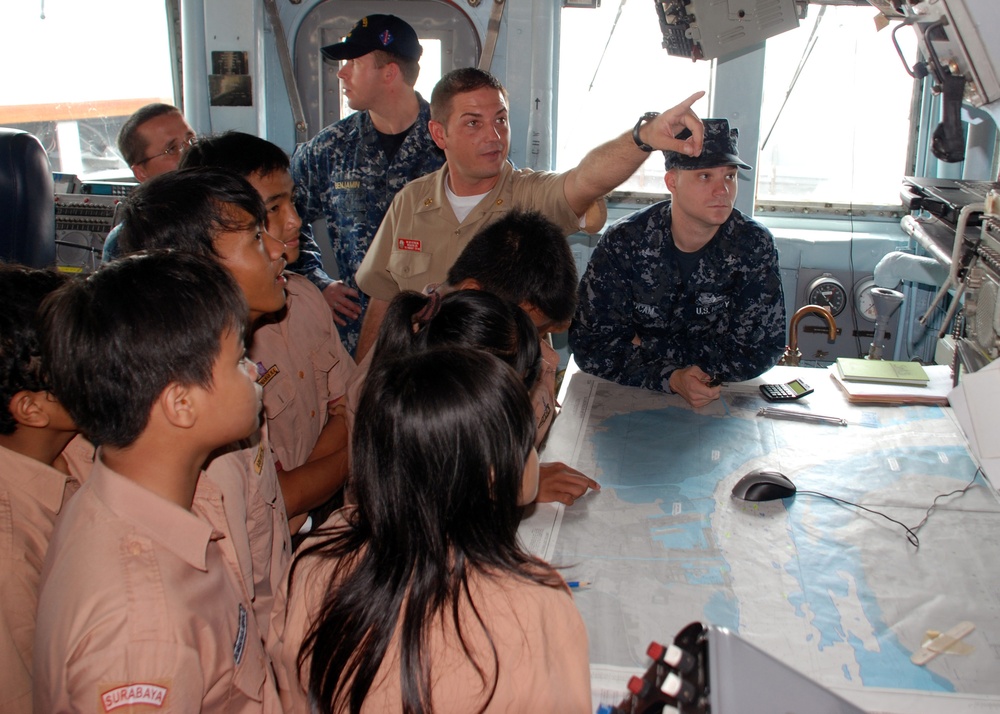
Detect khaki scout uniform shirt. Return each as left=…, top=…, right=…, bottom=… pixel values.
left=250, top=273, right=357, bottom=472
left=267, top=509, right=592, bottom=714
left=0, top=436, right=92, bottom=714
left=34, top=457, right=282, bottom=713
left=356, top=162, right=581, bottom=301
left=203, top=426, right=291, bottom=643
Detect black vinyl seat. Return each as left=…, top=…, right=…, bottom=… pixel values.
left=0, top=128, right=55, bottom=267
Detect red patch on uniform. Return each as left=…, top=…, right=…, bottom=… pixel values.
left=398, top=238, right=421, bottom=252
left=101, top=683, right=168, bottom=710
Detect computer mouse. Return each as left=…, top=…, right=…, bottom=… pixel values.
left=731, top=470, right=797, bottom=502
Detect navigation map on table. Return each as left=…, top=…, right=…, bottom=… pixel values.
left=519, top=367, right=1000, bottom=713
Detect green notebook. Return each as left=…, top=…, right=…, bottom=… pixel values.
left=836, top=358, right=930, bottom=386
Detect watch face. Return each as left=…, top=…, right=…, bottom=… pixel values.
left=807, top=280, right=847, bottom=317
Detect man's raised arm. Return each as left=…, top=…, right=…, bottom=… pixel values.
left=561, top=92, right=706, bottom=216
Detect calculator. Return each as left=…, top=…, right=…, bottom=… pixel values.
left=759, top=379, right=814, bottom=401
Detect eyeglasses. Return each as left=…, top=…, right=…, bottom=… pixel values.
left=132, top=136, right=198, bottom=167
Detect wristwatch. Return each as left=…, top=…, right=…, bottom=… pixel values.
left=632, top=112, right=659, bottom=152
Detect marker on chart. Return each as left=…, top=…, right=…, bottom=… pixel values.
left=567, top=580, right=591, bottom=590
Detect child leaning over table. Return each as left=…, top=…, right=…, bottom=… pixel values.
left=33, top=252, right=282, bottom=712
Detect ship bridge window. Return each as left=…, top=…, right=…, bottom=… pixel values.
left=557, top=3, right=917, bottom=211
left=2, top=0, right=175, bottom=181
left=555, top=0, right=711, bottom=194
left=757, top=5, right=918, bottom=210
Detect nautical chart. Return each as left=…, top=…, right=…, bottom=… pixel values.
left=518, top=365, right=1000, bottom=713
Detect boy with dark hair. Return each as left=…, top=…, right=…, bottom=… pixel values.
left=34, top=251, right=281, bottom=712
left=118, top=166, right=349, bottom=632
left=0, top=265, right=92, bottom=714
left=180, top=133, right=356, bottom=531
left=445, top=210, right=578, bottom=444
left=447, top=208, right=579, bottom=334
left=118, top=167, right=294, bottom=641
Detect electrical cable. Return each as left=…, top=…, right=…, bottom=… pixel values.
left=796, top=467, right=982, bottom=549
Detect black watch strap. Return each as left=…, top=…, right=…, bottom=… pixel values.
left=632, top=112, right=659, bottom=152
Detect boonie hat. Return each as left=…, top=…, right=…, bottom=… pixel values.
left=663, top=118, right=752, bottom=171
left=321, top=15, right=423, bottom=62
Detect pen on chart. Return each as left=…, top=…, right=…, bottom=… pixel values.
left=757, top=407, right=847, bottom=427
left=567, top=580, right=591, bottom=590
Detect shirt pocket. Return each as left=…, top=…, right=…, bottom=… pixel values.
left=387, top=250, right=433, bottom=284
left=261, top=369, right=297, bottom=422
left=311, top=339, right=346, bottom=402
left=229, top=608, right=267, bottom=706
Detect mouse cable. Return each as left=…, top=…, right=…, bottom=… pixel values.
left=796, top=467, right=983, bottom=549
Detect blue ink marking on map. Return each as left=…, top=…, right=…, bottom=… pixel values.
left=681, top=561, right=725, bottom=586
left=651, top=519, right=710, bottom=550
left=704, top=590, right=739, bottom=631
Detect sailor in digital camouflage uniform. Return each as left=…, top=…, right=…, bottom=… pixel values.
left=570, top=118, right=785, bottom=408
left=290, top=15, right=445, bottom=356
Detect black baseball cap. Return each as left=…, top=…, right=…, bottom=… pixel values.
left=321, top=15, right=422, bottom=62
left=663, top=118, right=752, bottom=171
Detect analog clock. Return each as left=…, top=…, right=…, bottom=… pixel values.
left=806, top=275, right=847, bottom=317
left=854, top=278, right=879, bottom=322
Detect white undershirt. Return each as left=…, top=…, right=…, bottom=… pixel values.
left=445, top=181, right=490, bottom=224
left=445, top=176, right=587, bottom=228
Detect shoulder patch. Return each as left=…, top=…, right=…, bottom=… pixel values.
left=101, top=683, right=168, bottom=710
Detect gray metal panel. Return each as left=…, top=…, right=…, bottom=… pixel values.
left=687, top=0, right=799, bottom=61
left=293, top=1, right=480, bottom=142
left=707, top=626, right=867, bottom=714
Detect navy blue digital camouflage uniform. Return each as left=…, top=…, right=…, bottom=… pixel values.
left=289, top=96, right=444, bottom=355
left=569, top=202, right=785, bottom=391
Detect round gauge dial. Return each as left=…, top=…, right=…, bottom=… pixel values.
left=854, top=278, right=879, bottom=322
left=806, top=276, right=847, bottom=317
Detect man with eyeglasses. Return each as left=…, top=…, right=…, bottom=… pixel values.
left=102, top=104, right=335, bottom=285
left=101, top=104, right=197, bottom=262
left=118, top=103, right=197, bottom=182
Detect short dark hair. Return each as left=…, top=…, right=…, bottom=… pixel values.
left=180, top=131, right=290, bottom=180
left=430, top=67, right=507, bottom=124
left=373, top=290, right=542, bottom=390
left=447, top=210, right=578, bottom=323
left=0, top=265, right=70, bottom=435
left=371, top=49, right=420, bottom=87
left=117, top=166, right=267, bottom=258
left=41, top=251, right=249, bottom=448
left=117, top=103, right=182, bottom=166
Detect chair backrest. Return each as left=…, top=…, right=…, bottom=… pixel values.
left=0, top=128, right=55, bottom=268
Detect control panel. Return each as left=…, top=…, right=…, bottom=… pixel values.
left=54, top=193, right=121, bottom=273
left=795, top=267, right=901, bottom=364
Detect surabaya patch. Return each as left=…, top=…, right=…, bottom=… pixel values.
left=397, top=238, right=421, bottom=252
left=101, top=683, right=168, bottom=710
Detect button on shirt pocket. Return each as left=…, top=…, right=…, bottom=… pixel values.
left=387, top=250, right=432, bottom=290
